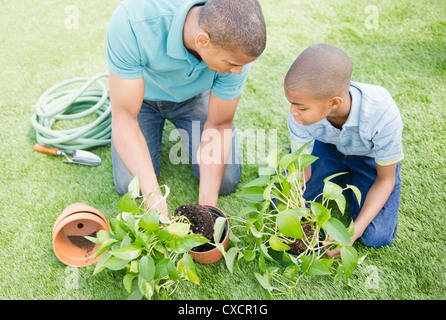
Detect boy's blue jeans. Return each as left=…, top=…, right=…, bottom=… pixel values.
left=303, top=140, right=401, bottom=248
left=111, top=90, right=242, bottom=196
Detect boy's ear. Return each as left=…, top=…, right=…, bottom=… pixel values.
left=330, top=96, right=343, bottom=108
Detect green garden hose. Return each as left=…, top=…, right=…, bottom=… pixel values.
left=31, top=72, right=111, bottom=154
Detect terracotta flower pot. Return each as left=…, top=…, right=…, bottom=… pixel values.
left=189, top=205, right=229, bottom=264
left=52, top=203, right=109, bottom=267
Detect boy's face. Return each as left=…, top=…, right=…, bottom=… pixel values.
left=285, top=86, right=335, bottom=126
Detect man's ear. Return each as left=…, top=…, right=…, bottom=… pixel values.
left=195, top=31, right=212, bottom=49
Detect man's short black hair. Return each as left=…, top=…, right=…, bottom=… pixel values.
left=199, top=0, right=267, bottom=57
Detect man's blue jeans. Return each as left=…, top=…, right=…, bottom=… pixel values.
left=303, top=140, right=401, bottom=248
left=111, top=90, right=242, bottom=196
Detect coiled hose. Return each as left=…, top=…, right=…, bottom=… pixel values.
left=31, top=72, right=111, bottom=153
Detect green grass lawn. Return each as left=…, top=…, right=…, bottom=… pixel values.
left=0, top=0, right=445, bottom=300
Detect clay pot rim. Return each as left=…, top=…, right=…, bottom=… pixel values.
left=52, top=211, right=109, bottom=267
left=53, top=203, right=108, bottom=234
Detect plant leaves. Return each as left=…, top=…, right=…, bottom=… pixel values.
left=213, top=217, right=227, bottom=244
left=260, top=243, right=275, bottom=261
left=266, top=148, right=278, bottom=171
left=243, top=175, right=270, bottom=188
left=254, top=272, right=271, bottom=291
left=139, top=256, right=156, bottom=282
left=93, top=252, right=112, bottom=275
left=276, top=209, right=303, bottom=239
left=93, top=237, right=118, bottom=259
left=269, top=235, right=291, bottom=251
left=167, top=260, right=182, bottom=282
left=341, top=246, right=358, bottom=279
left=118, top=192, right=142, bottom=214
left=123, top=273, right=136, bottom=293
left=298, top=153, right=318, bottom=170
left=178, top=256, right=199, bottom=285
left=310, top=202, right=331, bottom=227
left=103, top=256, right=130, bottom=270
left=249, top=224, right=263, bottom=238
left=238, top=186, right=265, bottom=203
left=127, top=175, right=140, bottom=199
left=243, top=250, right=256, bottom=261
left=225, top=247, right=240, bottom=274
left=109, top=245, right=142, bottom=260
left=167, top=223, right=190, bottom=238
left=323, top=218, right=352, bottom=245
left=323, top=181, right=344, bottom=200
left=139, top=210, right=159, bottom=231
left=323, top=172, right=347, bottom=183
left=346, top=184, right=362, bottom=206
left=300, top=256, right=331, bottom=276
left=279, top=152, right=300, bottom=171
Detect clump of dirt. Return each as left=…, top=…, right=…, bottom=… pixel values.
left=68, top=231, right=97, bottom=253
left=287, top=224, right=315, bottom=255
left=174, top=204, right=215, bottom=252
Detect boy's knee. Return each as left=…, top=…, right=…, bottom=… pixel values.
left=358, top=230, right=396, bottom=248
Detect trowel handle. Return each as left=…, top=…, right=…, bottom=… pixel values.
left=33, top=144, right=61, bottom=156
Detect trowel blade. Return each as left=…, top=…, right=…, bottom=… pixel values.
left=67, top=150, right=102, bottom=166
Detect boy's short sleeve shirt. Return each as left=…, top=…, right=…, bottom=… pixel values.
left=106, top=0, right=250, bottom=102
left=288, top=82, right=404, bottom=166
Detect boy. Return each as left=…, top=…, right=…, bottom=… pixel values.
left=285, top=44, right=403, bottom=258
left=107, top=0, right=266, bottom=218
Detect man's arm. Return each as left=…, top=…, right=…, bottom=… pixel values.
left=109, top=71, right=168, bottom=217
left=326, top=162, right=397, bottom=258
left=197, top=91, right=240, bottom=207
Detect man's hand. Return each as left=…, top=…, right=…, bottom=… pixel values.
left=143, top=189, right=169, bottom=222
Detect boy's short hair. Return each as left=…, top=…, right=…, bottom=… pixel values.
left=284, top=44, right=353, bottom=100
left=199, top=0, right=267, bottom=57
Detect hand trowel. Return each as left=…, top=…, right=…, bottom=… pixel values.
left=33, top=144, right=101, bottom=166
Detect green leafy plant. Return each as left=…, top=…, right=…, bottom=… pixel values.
left=86, top=176, right=211, bottom=300
left=227, top=141, right=365, bottom=298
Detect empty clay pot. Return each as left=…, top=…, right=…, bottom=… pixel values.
left=189, top=205, right=229, bottom=264
left=52, top=203, right=109, bottom=267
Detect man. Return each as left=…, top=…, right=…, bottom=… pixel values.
left=107, top=0, right=267, bottom=218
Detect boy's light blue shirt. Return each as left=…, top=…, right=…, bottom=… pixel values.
left=106, top=0, right=250, bottom=102
left=288, top=81, right=404, bottom=166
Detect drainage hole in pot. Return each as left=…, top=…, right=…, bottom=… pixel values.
left=77, top=223, right=84, bottom=229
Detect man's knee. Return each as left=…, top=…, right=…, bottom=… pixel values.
left=219, top=164, right=241, bottom=196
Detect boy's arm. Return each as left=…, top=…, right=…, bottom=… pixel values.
left=197, top=92, right=239, bottom=207
left=326, top=162, right=397, bottom=258
left=351, top=162, right=397, bottom=240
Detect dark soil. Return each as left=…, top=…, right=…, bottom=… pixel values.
left=287, top=223, right=315, bottom=255
left=68, top=231, right=97, bottom=253
left=174, top=204, right=215, bottom=252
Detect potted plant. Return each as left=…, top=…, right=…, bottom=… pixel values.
left=86, top=176, right=215, bottom=300
left=173, top=204, right=229, bottom=264
left=225, top=141, right=365, bottom=298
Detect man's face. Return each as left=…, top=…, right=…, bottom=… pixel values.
left=201, top=46, right=257, bottom=74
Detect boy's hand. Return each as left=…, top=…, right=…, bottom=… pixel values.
left=323, top=237, right=341, bottom=259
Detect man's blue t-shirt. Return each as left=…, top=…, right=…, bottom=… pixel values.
left=106, top=0, right=250, bottom=102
